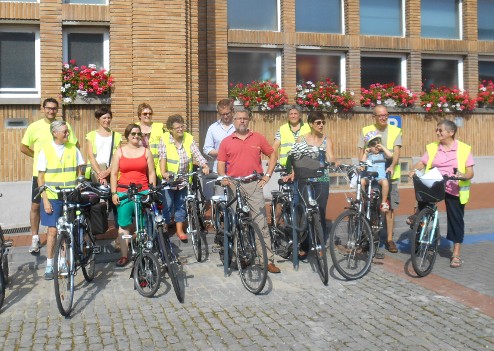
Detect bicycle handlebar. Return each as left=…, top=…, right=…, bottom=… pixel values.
left=216, top=171, right=264, bottom=185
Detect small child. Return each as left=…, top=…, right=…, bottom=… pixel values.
left=361, top=131, right=393, bottom=212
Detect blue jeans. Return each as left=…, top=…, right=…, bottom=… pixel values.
left=163, top=187, right=187, bottom=223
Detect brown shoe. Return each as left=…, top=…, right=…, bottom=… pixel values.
left=387, top=240, right=398, bottom=253
left=267, top=263, right=281, bottom=274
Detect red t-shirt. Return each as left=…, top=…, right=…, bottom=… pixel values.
left=117, top=149, right=150, bottom=192
left=217, top=131, right=274, bottom=177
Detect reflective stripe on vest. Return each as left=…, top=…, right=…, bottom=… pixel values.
left=164, top=131, right=194, bottom=174
left=362, top=124, right=401, bottom=180
left=138, top=122, right=164, bottom=179
left=279, top=123, right=311, bottom=166
left=43, top=144, right=78, bottom=199
left=425, top=141, right=471, bottom=204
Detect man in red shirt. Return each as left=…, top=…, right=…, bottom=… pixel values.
left=217, top=109, right=280, bottom=273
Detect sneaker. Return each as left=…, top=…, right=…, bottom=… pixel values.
left=59, top=262, right=68, bottom=276
left=44, top=266, right=54, bottom=280
left=29, top=238, right=41, bottom=254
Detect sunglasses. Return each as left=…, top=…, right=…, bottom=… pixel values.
left=141, top=112, right=153, bottom=116
left=436, top=128, right=450, bottom=133
left=130, top=132, right=143, bottom=137
left=313, top=120, right=326, bottom=126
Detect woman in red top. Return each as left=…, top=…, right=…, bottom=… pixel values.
left=110, top=124, right=156, bottom=267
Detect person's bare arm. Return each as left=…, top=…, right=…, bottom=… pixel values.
left=20, top=144, right=34, bottom=158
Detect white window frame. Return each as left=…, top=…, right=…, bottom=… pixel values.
left=421, top=55, right=464, bottom=90
left=360, top=53, right=407, bottom=88
left=228, top=47, right=282, bottom=86
left=0, top=26, right=40, bottom=98
left=62, top=26, right=110, bottom=70
left=296, top=49, right=346, bottom=90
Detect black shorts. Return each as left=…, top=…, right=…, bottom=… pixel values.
left=31, top=176, right=41, bottom=204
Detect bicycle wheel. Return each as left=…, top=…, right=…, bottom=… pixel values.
left=329, top=209, right=373, bottom=280
left=0, top=266, right=4, bottom=310
left=310, top=212, right=329, bottom=285
left=133, top=251, right=161, bottom=297
left=0, top=226, right=8, bottom=285
left=187, top=200, right=202, bottom=262
left=236, top=221, right=268, bottom=295
left=54, top=230, right=74, bottom=316
left=80, top=218, right=96, bottom=282
left=158, top=227, right=184, bottom=303
left=411, top=207, right=439, bottom=277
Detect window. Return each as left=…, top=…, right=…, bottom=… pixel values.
left=228, top=0, right=278, bottom=31
left=479, top=60, right=494, bottom=83
left=296, top=0, right=343, bottom=34
left=360, top=0, right=403, bottom=37
left=422, top=57, right=462, bottom=91
left=296, top=51, right=344, bottom=87
left=228, top=49, right=280, bottom=85
left=63, top=27, right=109, bottom=70
left=361, top=56, right=405, bottom=89
left=0, top=27, right=40, bottom=96
left=478, top=0, right=494, bottom=40
left=421, top=0, right=461, bottom=39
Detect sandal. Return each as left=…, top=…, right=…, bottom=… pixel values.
left=116, top=256, right=129, bottom=267
left=406, top=214, right=416, bottom=227
left=450, top=256, right=462, bottom=268
left=386, top=240, right=398, bottom=253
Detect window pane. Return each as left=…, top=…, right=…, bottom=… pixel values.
left=228, top=51, right=277, bottom=85
left=0, top=32, right=36, bottom=89
left=64, top=0, right=106, bottom=3
left=228, top=0, right=277, bottom=30
left=421, top=0, right=460, bottom=39
left=422, top=59, right=458, bottom=91
left=360, top=0, right=402, bottom=36
left=296, top=0, right=342, bottom=33
left=361, top=57, right=401, bottom=88
left=479, top=61, right=494, bottom=83
left=68, top=33, right=104, bottom=69
left=296, top=53, right=341, bottom=85
left=478, top=0, right=494, bottom=40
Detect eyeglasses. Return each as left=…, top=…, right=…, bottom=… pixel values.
left=172, top=125, right=185, bottom=131
left=130, top=132, right=143, bottom=137
left=436, top=128, right=450, bottom=133
left=374, top=113, right=389, bottom=118
left=45, top=107, right=57, bottom=111
left=141, top=112, right=153, bottom=116
left=313, top=120, right=326, bottom=126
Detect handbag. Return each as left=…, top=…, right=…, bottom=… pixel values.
left=89, top=132, right=115, bottom=183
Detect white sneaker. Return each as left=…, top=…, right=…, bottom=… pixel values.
left=29, top=238, right=41, bottom=254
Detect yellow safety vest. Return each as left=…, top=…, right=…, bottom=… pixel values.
left=138, top=122, right=164, bottom=179
left=362, top=124, right=401, bottom=180
left=84, top=130, right=122, bottom=179
left=43, top=143, right=78, bottom=199
left=425, top=141, right=471, bottom=204
left=279, top=122, right=311, bottom=166
left=163, top=131, right=194, bottom=174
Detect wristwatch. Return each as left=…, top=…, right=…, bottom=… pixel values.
left=265, top=173, right=271, bottom=178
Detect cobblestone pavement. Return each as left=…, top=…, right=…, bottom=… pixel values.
left=2, top=223, right=494, bottom=351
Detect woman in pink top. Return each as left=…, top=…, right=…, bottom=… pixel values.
left=110, top=124, right=156, bottom=267
left=409, top=120, right=474, bottom=268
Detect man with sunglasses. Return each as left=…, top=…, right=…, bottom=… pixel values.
left=357, top=105, right=402, bottom=253
left=20, top=98, right=78, bottom=255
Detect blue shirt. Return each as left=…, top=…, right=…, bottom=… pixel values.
left=367, top=152, right=387, bottom=180
left=203, top=120, right=235, bottom=172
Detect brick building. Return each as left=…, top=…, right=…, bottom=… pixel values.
left=1, top=0, right=494, bottom=184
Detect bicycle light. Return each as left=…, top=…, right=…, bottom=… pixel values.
left=57, top=217, right=66, bottom=227
left=241, top=205, right=250, bottom=213
left=154, top=214, right=164, bottom=224
left=146, top=240, right=153, bottom=250
left=308, top=199, right=318, bottom=207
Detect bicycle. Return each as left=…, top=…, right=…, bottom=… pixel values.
left=171, top=170, right=207, bottom=262
left=36, top=178, right=108, bottom=316
left=410, top=174, right=462, bottom=277
left=328, top=160, right=387, bottom=280
left=268, top=164, right=306, bottom=261
left=290, top=160, right=330, bottom=285
left=0, top=193, right=13, bottom=310
left=119, top=182, right=184, bottom=302
left=210, top=172, right=268, bottom=294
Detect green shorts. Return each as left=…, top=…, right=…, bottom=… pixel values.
left=116, top=190, right=149, bottom=228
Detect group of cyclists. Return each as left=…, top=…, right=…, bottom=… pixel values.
left=20, top=96, right=473, bottom=281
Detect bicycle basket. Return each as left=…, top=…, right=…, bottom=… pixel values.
left=291, top=154, right=323, bottom=179
left=68, top=189, right=100, bottom=206
left=413, top=176, right=445, bottom=203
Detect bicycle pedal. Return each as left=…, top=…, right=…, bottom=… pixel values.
left=93, top=246, right=101, bottom=254
left=122, top=234, right=132, bottom=239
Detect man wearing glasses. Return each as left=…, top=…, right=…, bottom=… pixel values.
left=357, top=105, right=402, bottom=254
left=20, top=98, right=78, bottom=255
